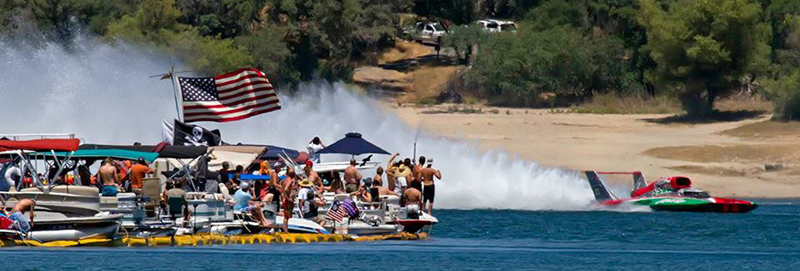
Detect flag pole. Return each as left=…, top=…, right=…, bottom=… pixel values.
left=168, top=65, right=184, bottom=122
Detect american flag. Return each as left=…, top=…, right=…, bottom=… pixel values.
left=179, top=68, right=281, bottom=122
left=326, top=201, right=347, bottom=222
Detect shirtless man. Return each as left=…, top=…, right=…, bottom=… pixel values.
left=98, top=158, right=121, bottom=196
left=343, top=159, right=361, bottom=193
left=304, top=160, right=322, bottom=190
left=385, top=153, right=399, bottom=192
left=3, top=198, right=35, bottom=234
left=280, top=168, right=298, bottom=232
left=420, top=164, right=442, bottom=215
left=403, top=187, right=422, bottom=219
left=373, top=166, right=384, bottom=186
left=412, top=156, right=426, bottom=183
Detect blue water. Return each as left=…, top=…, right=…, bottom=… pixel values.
left=3, top=200, right=799, bottom=270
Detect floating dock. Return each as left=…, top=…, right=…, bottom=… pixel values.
left=0, top=232, right=428, bottom=247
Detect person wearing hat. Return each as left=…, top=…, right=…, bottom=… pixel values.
left=265, top=162, right=283, bottom=206
left=233, top=182, right=270, bottom=227
left=394, top=162, right=411, bottom=195
left=128, top=157, right=153, bottom=194
left=297, top=179, right=325, bottom=226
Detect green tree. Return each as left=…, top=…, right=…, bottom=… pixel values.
left=467, top=25, right=637, bottom=106
left=106, top=0, right=252, bottom=74
left=235, top=25, right=293, bottom=83
left=639, top=0, right=771, bottom=117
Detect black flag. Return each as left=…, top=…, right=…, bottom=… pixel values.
left=172, top=119, right=222, bottom=146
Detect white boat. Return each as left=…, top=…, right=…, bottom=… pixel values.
left=2, top=186, right=122, bottom=242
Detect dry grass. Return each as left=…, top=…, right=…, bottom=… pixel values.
left=666, top=165, right=750, bottom=177
left=399, top=66, right=464, bottom=103
left=570, top=93, right=682, bottom=114
left=715, top=95, right=773, bottom=113
left=719, top=120, right=800, bottom=140
left=378, top=41, right=434, bottom=64
left=643, top=144, right=800, bottom=164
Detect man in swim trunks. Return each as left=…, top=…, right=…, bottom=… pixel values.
left=98, top=158, right=120, bottom=196
left=280, top=168, right=298, bottom=232
left=420, top=163, right=442, bottom=215
left=3, top=198, right=35, bottom=234
left=343, top=159, right=361, bottom=193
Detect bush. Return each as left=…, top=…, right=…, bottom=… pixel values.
left=466, top=25, right=640, bottom=107
left=763, top=71, right=800, bottom=120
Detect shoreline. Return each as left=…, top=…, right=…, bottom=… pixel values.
left=382, top=103, right=800, bottom=198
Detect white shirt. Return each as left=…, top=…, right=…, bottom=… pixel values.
left=307, top=143, right=324, bottom=162
left=297, top=187, right=314, bottom=213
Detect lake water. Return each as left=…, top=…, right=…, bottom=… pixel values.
left=2, top=199, right=798, bottom=270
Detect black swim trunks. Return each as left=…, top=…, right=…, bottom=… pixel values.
left=423, top=184, right=435, bottom=203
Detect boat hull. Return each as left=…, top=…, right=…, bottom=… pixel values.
left=602, top=197, right=758, bottom=213
left=27, top=215, right=123, bottom=242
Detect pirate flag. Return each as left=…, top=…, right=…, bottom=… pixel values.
left=169, top=119, right=222, bottom=146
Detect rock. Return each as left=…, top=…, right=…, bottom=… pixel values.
left=352, top=66, right=412, bottom=92
left=764, top=164, right=784, bottom=172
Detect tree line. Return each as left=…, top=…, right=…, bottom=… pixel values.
left=1, top=0, right=799, bottom=119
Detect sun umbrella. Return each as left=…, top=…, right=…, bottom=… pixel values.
left=317, top=132, right=389, bottom=156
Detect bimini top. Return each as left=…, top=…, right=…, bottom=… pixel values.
left=318, top=132, right=389, bottom=156
left=80, top=143, right=207, bottom=159
left=33, top=149, right=159, bottom=163
left=0, top=139, right=81, bottom=152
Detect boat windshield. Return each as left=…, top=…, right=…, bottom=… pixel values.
left=681, top=190, right=710, bottom=198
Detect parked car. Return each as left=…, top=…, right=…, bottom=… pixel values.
left=476, top=19, right=517, bottom=33
left=414, top=22, right=448, bottom=44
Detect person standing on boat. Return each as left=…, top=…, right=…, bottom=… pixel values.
left=386, top=153, right=399, bottom=192
left=99, top=158, right=121, bottom=196
left=304, top=160, right=322, bottom=190
left=413, top=156, right=426, bottom=184
left=193, top=156, right=211, bottom=192
left=129, top=158, right=153, bottom=194
left=280, top=168, right=298, bottom=232
left=344, top=159, right=362, bottom=193
left=307, top=137, right=325, bottom=163
left=266, top=162, right=282, bottom=205
left=420, top=162, right=442, bottom=215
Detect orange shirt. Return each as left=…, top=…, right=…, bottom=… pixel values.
left=129, top=164, right=152, bottom=189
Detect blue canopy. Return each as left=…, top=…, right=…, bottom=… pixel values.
left=261, top=145, right=301, bottom=160
left=317, top=132, right=389, bottom=156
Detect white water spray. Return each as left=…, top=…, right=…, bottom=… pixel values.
left=0, top=37, right=594, bottom=210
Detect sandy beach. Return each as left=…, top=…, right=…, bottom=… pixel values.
left=386, top=104, right=800, bottom=198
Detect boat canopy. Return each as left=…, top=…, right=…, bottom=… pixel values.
left=80, top=144, right=207, bottom=159
left=34, top=149, right=159, bottom=163
left=260, top=145, right=300, bottom=160
left=318, top=132, right=389, bottom=156
left=0, top=139, right=80, bottom=152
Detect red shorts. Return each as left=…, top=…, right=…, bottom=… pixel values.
left=282, top=199, right=293, bottom=219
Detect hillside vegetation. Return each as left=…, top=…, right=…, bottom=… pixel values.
left=1, top=0, right=799, bottom=119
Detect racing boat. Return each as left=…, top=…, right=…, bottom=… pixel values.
left=585, top=171, right=758, bottom=213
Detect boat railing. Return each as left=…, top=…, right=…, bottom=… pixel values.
left=0, top=133, right=76, bottom=140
